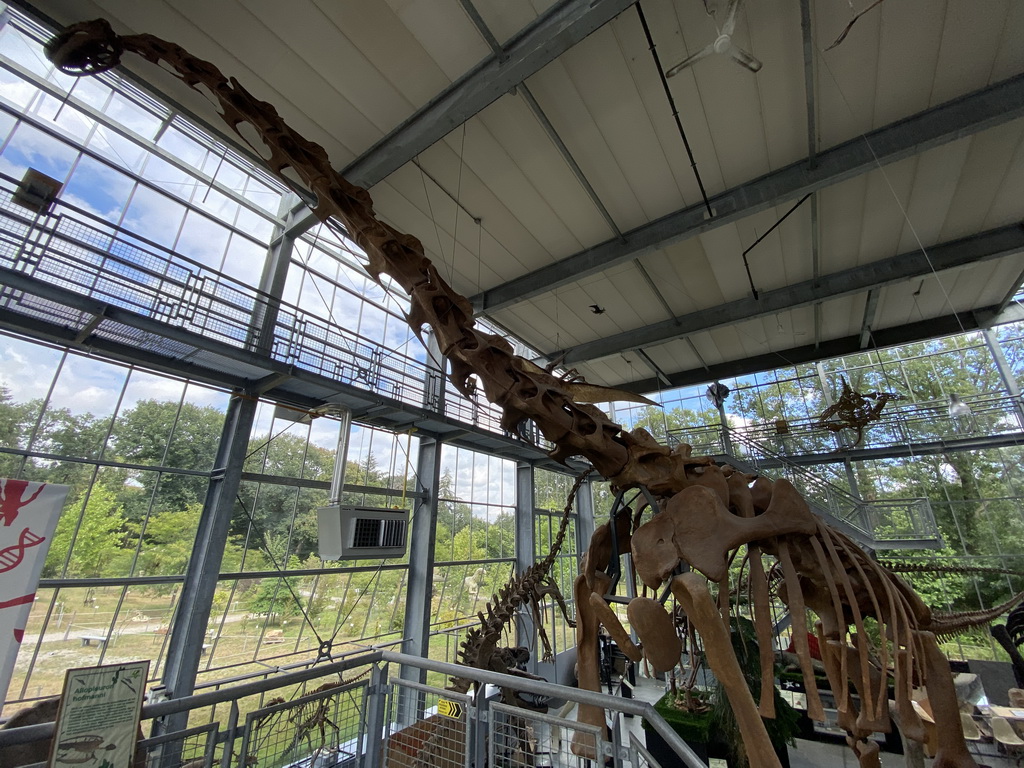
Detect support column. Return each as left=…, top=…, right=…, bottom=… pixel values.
left=398, top=435, right=442, bottom=686
left=396, top=322, right=446, bottom=708
left=716, top=399, right=733, bottom=455
left=843, top=458, right=861, bottom=498
left=159, top=391, right=258, bottom=727
left=422, top=328, right=445, bottom=414
left=250, top=196, right=301, bottom=355
left=328, top=408, right=353, bottom=504
left=576, top=475, right=596, bottom=559
left=515, top=462, right=536, bottom=670
left=983, top=328, right=1024, bottom=428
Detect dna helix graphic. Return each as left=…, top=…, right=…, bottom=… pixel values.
left=0, top=527, right=46, bottom=574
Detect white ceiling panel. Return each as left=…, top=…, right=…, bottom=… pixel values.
left=940, top=122, right=1024, bottom=240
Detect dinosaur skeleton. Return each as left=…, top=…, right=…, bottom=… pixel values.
left=43, top=20, right=1016, bottom=768
left=448, top=471, right=584, bottom=708
left=816, top=376, right=905, bottom=446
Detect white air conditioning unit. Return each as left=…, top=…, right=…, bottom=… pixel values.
left=317, top=505, right=409, bottom=560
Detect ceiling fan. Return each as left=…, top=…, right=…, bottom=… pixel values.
left=665, top=0, right=762, bottom=76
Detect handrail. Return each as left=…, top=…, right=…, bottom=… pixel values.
left=725, top=431, right=941, bottom=545
left=727, top=392, right=1024, bottom=456
left=0, top=176, right=514, bottom=435
left=379, top=650, right=706, bottom=767
left=668, top=424, right=941, bottom=546
left=727, top=429, right=872, bottom=534
left=0, top=647, right=708, bottom=767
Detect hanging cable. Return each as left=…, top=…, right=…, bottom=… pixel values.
left=740, top=193, right=811, bottom=300
left=235, top=492, right=328, bottom=652
left=815, top=54, right=966, bottom=336
left=635, top=3, right=713, bottom=218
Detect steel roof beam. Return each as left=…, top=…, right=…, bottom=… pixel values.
left=558, top=223, right=1024, bottom=364
left=474, top=73, right=1024, bottom=312
left=620, top=305, right=1001, bottom=394
left=286, top=0, right=637, bottom=237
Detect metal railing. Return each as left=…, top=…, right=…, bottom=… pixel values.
left=0, top=648, right=703, bottom=768
left=728, top=392, right=1024, bottom=455
left=0, top=176, right=513, bottom=436
left=729, top=430, right=941, bottom=548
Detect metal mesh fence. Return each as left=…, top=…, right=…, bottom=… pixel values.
left=490, top=702, right=605, bottom=768
left=239, top=679, right=368, bottom=768
left=138, top=722, right=218, bottom=768
left=383, top=680, right=470, bottom=768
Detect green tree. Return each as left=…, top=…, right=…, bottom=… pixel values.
left=0, top=385, right=34, bottom=477
left=236, top=433, right=335, bottom=558
left=19, top=405, right=112, bottom=494
left=44, top=483, right=129, bottom=578
left=435, top=471, right=472, bottom=535
left=110, top=399, right=225, bottom=518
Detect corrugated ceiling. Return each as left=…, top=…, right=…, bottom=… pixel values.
left=19, top=0, right=1024, bottom=393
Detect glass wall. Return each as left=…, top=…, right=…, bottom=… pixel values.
left=428, top=445, right=516, bottom=667
left=612, top=330, right=1024, bottom=661
left=0, top=8, right=518, bottom=712
left=533, top=469, right=580, bottom=660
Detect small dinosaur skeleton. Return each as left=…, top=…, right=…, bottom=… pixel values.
left=816, top=376, right=905, bottom=446
left=448, top=470, right=585, bottom=708
left=394, top=478, right=585, bottom=768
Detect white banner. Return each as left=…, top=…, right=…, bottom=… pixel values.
left=0, top=478, right=70, bottom=704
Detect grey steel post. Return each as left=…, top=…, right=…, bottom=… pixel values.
left=158, top=391, right=258, bottom=738
left=362, top=664, right=390, bottom=768
left=576, top=474, right=596, bottom=556
left=250, top=195, right=301, bottom=355
left=423, top=328, right=445, bottom=414
left=328, top=407, right=353, bottom=504
left=815, top=362, right=833, bottom=406
left=717, top=398, right=733, bottom=455
left=397, top=434, right=442, bottom=693
left=514, top=462, right=536, bottom=670
left=470, top=694, right=488, bottom=768
left=983, top=328, right=1024, bottom=428
left=843, top=458, right=861, bottom=498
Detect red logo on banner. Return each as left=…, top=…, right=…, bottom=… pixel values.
left=0, top=479, right=47, bottom=526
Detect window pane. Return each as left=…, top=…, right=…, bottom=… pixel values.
left=0, top=122, right=77, bottom=182
left=62, top=155, right=135, bottom=221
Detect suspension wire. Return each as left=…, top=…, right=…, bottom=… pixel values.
left=635, top=2, right=713, bottom=217
left=452, top=123, right=468, bottom=279
left=417, top=155, right=453, bottom=284
left=294, top=224, right=359, bottom=358
left=245, top=419, right=303, bottom=461
left=235, top=492, right=327, bottom=649
left=815, top=53, right=966, bottom=337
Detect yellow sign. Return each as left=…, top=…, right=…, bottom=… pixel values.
left=437, top=698, right=463, bottom=719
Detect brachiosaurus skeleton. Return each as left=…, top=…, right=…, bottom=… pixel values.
left=44, top=20, right=1007, bottom=768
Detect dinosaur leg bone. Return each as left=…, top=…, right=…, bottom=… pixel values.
left=627, top=596, right=682, bottom=674
left=670, top=572, right=782, bottom=768
left=918, top=631, right=977, bottom=768
left=587, top=593, right=642, bottom=663
left=572, top=571, right=610, bottom=759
